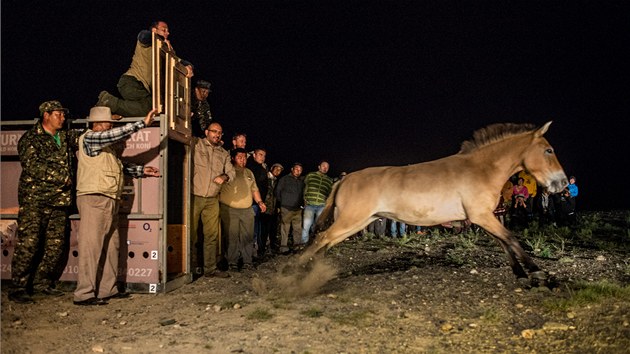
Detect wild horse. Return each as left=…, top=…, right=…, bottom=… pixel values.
left=300, top=122, right=568, bottom=282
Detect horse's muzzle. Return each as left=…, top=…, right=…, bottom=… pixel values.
left=546, top=175, right=568, bottom=194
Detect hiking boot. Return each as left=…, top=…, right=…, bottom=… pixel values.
left=242, top=263, right=255, bottom=271
left=96, top=90, right=114, bottom=108
left=9, top=290, right=34, bottom=304
left=40, top=287, right=65, bottom=297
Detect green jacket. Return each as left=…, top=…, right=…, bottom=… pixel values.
left=303, top=171, right=333, bottom=206
left=17, top=122, right=82, bottom=207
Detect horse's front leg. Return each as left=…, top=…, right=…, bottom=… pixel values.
left=473, top=214, right=546, bottom=281
left=298, top=231, right=328, bottom=265
left=299, top=215, right=376, bottom=265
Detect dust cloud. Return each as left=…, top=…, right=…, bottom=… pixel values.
left=267, top=256, right=338, bottom=297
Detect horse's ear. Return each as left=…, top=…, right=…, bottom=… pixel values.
left=535, top=121, right=552, bottom=137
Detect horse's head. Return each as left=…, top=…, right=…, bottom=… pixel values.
left=522, top=121, right=568, bottom=194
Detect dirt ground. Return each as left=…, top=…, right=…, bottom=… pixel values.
left=2, top=212, right=630, bottom=353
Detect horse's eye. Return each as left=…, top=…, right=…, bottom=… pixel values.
left=545, top=148, right=553, bottom=154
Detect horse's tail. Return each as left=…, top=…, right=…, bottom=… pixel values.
left=314, top=179, right=342, bottom=231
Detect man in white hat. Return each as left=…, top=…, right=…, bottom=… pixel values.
left=73, top=107, right=160, bottom=306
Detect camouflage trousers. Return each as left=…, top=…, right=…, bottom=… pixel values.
left=11, top=203, right=69, bottom=292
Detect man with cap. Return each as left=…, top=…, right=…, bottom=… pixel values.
left=191, top=79, right=213, bottom=138
left=73, top=107, right=160, bottom=306
left=9, top=100, right=83, bottom=304
left=260, top=163, right=284, bottom=257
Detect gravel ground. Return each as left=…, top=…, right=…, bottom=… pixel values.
left=2, top=211, right=629, bottom=353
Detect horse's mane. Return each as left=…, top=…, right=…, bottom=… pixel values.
left=459, top=123, right=536, bottom=154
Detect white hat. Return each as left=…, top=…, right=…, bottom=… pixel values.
left=87, top=106, right=121, bottom=122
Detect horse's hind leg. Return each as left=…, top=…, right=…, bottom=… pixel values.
left=299, top=215, right=375, bottom=264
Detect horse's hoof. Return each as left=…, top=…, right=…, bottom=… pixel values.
left=297, top=254, right=312, bottom=265
left=529, top=271, right=547, bottom=280
left=528, top=271, right=549, bottom=288
left=516, top=277, right=531, bottom=289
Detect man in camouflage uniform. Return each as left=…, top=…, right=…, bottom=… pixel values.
left=191, top=80, right=213, bottom=138
left=9, top=100, right=82, bottom=303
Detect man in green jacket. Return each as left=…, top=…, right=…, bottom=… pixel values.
left=301, top=160, right=333, bottom=245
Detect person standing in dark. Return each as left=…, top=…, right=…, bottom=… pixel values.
left=537, top=189, right=556, bottom=226
left=302, top=160, right=333, bottom=244
left=567, top=176, right=579, bottom=216
left=191, top=122, right=234, bottom=278
left=246, top=148, right=268, bottom=258
left=219, top=148, right=267, bottom=271
left=554, top=187, right=573, bottom=226
left=567, top=176, right=579, bottom=198
left=259, top=163, right=284, bottom=257
left=275, top=162, right=305, bottom=254
left=9, top=100, right=82, bottom=303
left=191, top=80, right=212, bottom=138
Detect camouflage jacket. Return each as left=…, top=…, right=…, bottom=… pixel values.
left=18, top=122, right=82, bottom=207
left=191, top=99, right=212, bottom=138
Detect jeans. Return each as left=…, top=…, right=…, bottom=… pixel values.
left=390, top=220, right=407, bottom=238
left=301, top=204, right=324, bottom=244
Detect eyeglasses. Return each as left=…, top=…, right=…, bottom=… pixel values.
left=208, top=129, right=223, bottom=136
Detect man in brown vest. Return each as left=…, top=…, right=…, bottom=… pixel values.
left=73, top=107, right=160, bottom=306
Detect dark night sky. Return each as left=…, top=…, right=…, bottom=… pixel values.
left=2, top=1, right=629, bottom=211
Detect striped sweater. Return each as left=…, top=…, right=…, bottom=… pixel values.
left=303, top=171, right=333, bottom=206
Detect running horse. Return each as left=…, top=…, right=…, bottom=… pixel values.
left=300, top=122, right=568, bottom=281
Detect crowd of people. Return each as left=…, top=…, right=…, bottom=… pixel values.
left=498, top=171, right=579, bottom=229
left=9, top=19, right=345, bottom=306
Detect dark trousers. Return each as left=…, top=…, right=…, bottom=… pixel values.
left=114, top=75, right=152, bottom=117
left=259, top=212, right=279, bottom=256
left=252, top=204, right=262, bottom=252
left=220, top=204, right=255, bottom=266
